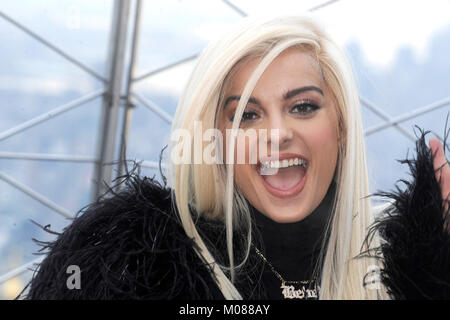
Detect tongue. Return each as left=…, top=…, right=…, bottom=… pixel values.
left=262, top=165, right=306, bottom=190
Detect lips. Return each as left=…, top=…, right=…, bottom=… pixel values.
left=257, top=153, right=308, bottom=198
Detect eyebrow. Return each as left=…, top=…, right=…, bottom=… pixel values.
left=224, top=96, right=260, bottom=108
left=223, top=85, right=324, bottom=108
left=283, top=85, right=324, bottom=100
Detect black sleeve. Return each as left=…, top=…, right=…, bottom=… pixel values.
left=23, top=174, right=223, bottom=300
left=365, top=130, right=450, bottom=299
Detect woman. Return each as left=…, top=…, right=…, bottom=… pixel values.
left=24, top=15, right=449, bottom=300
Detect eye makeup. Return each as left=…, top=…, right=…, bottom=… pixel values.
left=229, top=107, right=260, bottom=123
left=289, top=99, right=321, bottom=117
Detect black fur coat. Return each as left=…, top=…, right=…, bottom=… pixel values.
left=23, top=132, right=450, bottom=299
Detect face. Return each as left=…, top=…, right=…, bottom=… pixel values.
left=218, top=47, right=340, bottom=223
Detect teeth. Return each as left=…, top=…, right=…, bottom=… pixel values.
left=260, top=157, right=307, bottom=170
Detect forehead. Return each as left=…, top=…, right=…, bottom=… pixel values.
left=226, top=47, right=324, bottom=94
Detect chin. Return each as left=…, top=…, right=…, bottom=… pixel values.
left=263, top=202, right=311, bottom=223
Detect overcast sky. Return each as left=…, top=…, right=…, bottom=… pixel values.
left=202, top=0, right=450, bottom=67
left=1, top=0, right=449, bottom=96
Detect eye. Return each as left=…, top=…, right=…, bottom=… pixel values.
left=290, top=101, right=320, bottom=116
left=230, top=110, right=259, bottom=123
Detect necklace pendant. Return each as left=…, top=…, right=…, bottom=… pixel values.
left=281, top=282, right=319, bottom=299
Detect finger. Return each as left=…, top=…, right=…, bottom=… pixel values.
left=429, top=137, right=450, bottom=205
left=429, top=137, right=448, bottom=183
left=430, top=138, right=450, bottom=233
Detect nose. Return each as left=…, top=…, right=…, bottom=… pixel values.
left=265, top=114, right=294, bottom=148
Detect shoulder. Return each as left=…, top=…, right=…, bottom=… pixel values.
left=25, top=174, right=223, bottom=300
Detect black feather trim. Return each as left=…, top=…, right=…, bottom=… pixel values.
left=22, top=161, right=265, bottom=300
left=22, top=162, right=223, bottom=300
left=364, top=128, right=450, bottom=299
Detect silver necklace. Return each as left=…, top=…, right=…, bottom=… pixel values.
left=253, top=244, right=319, bottom=299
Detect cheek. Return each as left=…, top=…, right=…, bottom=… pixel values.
left=229, top=132, right=260, bottom=194
left=306, top=114, right=339, bottom=173
left=313, top=125, right=338, bottom=151
left=234, top=164, right=254, bottom=194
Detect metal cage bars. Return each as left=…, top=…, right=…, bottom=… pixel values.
left=0, top=0, right=449, bottom=291
left=0, top=0, right=162, bottom=289
left=0, top=256, right=44, bottom=286
left=91, top=0, right=131, bottom=199
left=0, top=89, right=106, bottom=142
left=0, top=11, right=106, bottom=83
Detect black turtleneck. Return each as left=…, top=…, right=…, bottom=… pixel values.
left=249, top=182, right=336, bottom=299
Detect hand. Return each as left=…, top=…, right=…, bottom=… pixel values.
left=429, top=137, right=450, bottom=229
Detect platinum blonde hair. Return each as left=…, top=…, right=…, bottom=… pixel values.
left=167, top=15, right=389, bottom=299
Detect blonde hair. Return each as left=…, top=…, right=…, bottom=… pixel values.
left=167, top=15, right=389, bottom=299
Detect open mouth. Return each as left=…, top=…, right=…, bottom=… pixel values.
left=257, top=156, right=308, bottom=198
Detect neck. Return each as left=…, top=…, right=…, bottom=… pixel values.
left=249, top=181, right=336, bottom=280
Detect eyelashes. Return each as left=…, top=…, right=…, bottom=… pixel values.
left=290, top=100, right=321, bottom=116
left=228, top=100, right=321, bottom=123
left=229, top=110, right=258, bottom=122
